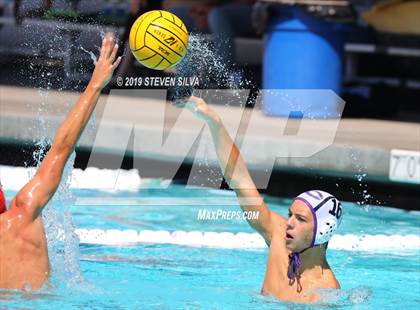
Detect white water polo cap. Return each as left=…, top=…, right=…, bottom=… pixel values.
left=294, top=190, right=343, bottom=246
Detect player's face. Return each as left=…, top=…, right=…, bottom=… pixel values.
left=285, top=200, right=314, bottom=252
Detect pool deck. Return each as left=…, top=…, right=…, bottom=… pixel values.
left=1, top=85, right=419, bottom=187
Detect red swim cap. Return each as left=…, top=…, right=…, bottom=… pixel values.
left=0, top=185, right=6, bottom=214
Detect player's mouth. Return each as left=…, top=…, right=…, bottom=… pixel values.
left=285, top=232, right=294, bottom=241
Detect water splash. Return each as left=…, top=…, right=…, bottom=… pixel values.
left=315, top=286, right=372, bottom=306
left=348, top=146, right=383, bottom=209
left=20, top=20, right=94, bottom=289
left=26, top=98, right=85, bottom=289
left=41, top=153, right=85, bottom=288
left=176, top=34, right=251, bottom=90
left=173, top=34, right=253, bottom=189
left=80, top=46, right=98, bottom=66
left=254, top=286, right=372, bottom=308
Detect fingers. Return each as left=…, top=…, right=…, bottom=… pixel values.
left=100, top=36, right=108, bottom=59
left=172, top=97, right=203, bottom=113
left=189, top=96, right=201, bottom=104
left=185, top=101, right=199, bottom=113
left=110, top=42, right=119, bottom=61
left=112, top=56, right=122, bottom=70
left=105, top=34, right=114, bottom=59
left=101, top=33, right=117, bottom=60
left=188, top=96, right=204, bottom=108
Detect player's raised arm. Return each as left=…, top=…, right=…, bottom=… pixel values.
left=10, top=34, right=121, bottom=220
left=181, top=96, right=282, bottom=244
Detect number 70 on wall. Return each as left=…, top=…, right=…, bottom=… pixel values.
left=389, top=149, right=420, bottom=184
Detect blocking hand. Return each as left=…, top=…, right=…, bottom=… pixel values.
left=90, top=33, right=122, bottom=90
left=176, top=96, right=221, bottom=124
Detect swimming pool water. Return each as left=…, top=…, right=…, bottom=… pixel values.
left=1, top=185, right=419, bottom=309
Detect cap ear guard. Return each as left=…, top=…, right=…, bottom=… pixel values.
left=315, top=212, right=341, bottom=245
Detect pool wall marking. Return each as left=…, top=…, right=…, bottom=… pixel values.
left=389, top=149, right=420, bottom=185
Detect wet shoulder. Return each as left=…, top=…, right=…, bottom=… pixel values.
left=0, top=206, right=37, bottom=237
left=319, top=267, right=341, bottom=289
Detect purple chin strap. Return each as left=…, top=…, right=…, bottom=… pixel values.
left=287, top=252, right=301, bottom=281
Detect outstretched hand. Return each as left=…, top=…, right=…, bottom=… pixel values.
left=89, top=33, right=122, bottom=90
left=175, top=96, right=221, bottom=124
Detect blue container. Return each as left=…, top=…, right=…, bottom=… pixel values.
left=263, top=7, right=344, bottom=118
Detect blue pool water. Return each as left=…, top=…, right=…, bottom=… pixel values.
left=1, top=185, right=419, bottom=309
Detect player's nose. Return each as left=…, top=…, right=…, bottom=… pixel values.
left=286, top=216, right=295, bottom=229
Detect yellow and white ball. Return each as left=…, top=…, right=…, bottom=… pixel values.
left=129, top=10, right=189, bottom=70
